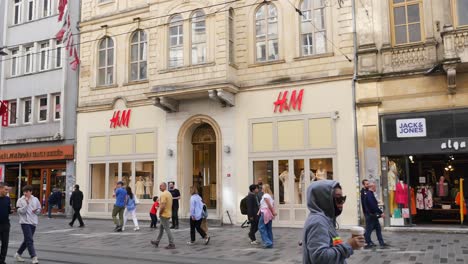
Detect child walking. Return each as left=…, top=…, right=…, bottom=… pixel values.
left=150, top=196, right=159, bottom=228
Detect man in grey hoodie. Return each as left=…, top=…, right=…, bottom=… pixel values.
left=303, top=180, right=365, bottom=264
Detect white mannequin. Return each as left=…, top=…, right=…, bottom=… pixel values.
left=279, top=169, right=289, bottom=204
left=135, top=176, right=145, bottom=199
left=145, top=176, right=153, bottom=197
left=316, top=161, right=327, bottom=180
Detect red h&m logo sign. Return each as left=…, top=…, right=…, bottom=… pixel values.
left=273, top=89, right=304, bottom=113
left=110, top=109, right=131, bottom=128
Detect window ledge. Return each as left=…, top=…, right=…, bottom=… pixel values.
left=159, top=62, right=216, bottom=74
left=8, top=14, right=59, bottom=28
left=248, top=59, right=286, bottom=68
left=6, top=68, right=61, bottom=79
left=293, top=52, right=334, bottom=61
left=97, top=0, right=115, bottom=6
left=93, top=84, right=119, bottom=90
left=123, top=79, right=149, bottom=87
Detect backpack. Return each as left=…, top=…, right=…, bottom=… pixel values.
left=240, top=195, right=248, bottom=215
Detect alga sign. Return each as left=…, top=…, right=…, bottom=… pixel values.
left=0, top=145, right=74, bottom=163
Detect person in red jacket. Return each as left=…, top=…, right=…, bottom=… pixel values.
left=150, top=196, right=159, bottom=228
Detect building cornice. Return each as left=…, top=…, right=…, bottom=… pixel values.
left=80, top=5, right=150, bottom=28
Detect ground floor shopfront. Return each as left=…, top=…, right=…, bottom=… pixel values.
left=0, top=145, right=74, bottom=214
left=356, top=74, right=468, bottom=228
left=76, top=79, right=358, bottom=227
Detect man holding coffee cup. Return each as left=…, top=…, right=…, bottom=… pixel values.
left=303, top=180, right=365, bottom=264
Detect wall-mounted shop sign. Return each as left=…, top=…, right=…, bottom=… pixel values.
left=0, top=145, right=74, bottom=163
left=441, top=139, right=467, bottom=151
left=110, top=109, right=131, bottom=128
left=273, top=89, right=304, bottom=113
left=396, top=118, right=426, bottom=138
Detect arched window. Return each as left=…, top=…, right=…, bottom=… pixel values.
left=130, top=30, right=147, bottom=81
left=255, top=3, right=278, bottom=62
left=169, top=15, right=184, bottom=68
left=191, top=10, right=206, bottom=64
left=98, top=37, right=114, bottom=86
left=300, top=0, right=326, bottom=56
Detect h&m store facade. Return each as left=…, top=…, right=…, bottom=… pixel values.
left=76, top=81, right=358, bottom=227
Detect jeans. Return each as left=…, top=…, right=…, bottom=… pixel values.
left=171, top=205, right=179, bottom=227
left=150, top=213, right=158, bottom=228
left=364, top=215, right=384, bottom=246
left=258, top=214, right=273, bottom=248
left=48, top=203, right=56, bottom=218
left=156, top=217, right=174, bottom=244
left=0, top=223, right=9, bottom=263
left=70, top=207, right=84, bottom=226
left=248, top=217, right=259, bottom=242
left=112, top=205, right=125, bottom=227
left=18, top=224, right=36, bottom=258
left=190, top=218, right=207, bottom=242
left=123, top=209, right=139, bottom=228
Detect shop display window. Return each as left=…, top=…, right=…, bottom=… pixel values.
left=253, top=160, right=274, bottom=194
left=108, top=163, right=118, bottom=199
left=90, top=164, right=105, bottom=199
left=310, top=158, right=333, bottom=181
left=135, top=161, right=154, bottom=200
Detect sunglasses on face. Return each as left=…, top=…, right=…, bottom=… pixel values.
left=334, top=195, right=347, bottom=204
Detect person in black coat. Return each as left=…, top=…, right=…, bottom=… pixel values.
left=246, top=184, right=260, bottom=245
left=363, top=182, right=389, bottom=249
left=69, top=185, right=84, bottom=227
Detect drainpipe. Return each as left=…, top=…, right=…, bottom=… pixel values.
left=351, top=0, right=361, bottom=225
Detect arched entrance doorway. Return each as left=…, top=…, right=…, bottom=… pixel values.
left=177, top=115, right=222, bottom=219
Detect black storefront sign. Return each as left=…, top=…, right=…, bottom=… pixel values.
left=380, top=109, right=468, bottom=156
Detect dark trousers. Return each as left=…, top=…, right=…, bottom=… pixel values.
left=190, top=218, right=207, bottom=242
left=0, top=223, right=10, bottom=263
left=47, top=203, right=56, bottom=218
left=364, top=215, right=384, bottom=246
left=71, top=207, right=84, bottom=226
left=112, top=205, right=125, bottom=227
left=150, top=213, right=158, bottom=228
left=171, top=206, right=179, bottom=227
left=248, top=217, right=259, bottom=242
left=18, top=224, right=36, bottom=258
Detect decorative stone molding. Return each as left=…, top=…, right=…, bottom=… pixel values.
left=442, top=25, right=468, bottom=62
left=381, top=42, right=437, bottom=73
left=443, top=64, right=457, bottom=95
left=208, top=89, right=235, bottom=107
left=152, top=97, right=179, bottom=113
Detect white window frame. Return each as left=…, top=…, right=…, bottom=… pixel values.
left=300, top=0, right=327, bottom=56
left=24, top=46, right=34, bottom=74
left=168, top=15, right=184, bottom=68
left=23, top=98, right=32, bottom=124
left=27, top=0, right=36, bottom=22
left=129, top=30, right=147, bottom=81
left=255, top=3, right=279, bottom=62
left=13, top=0, right=23, bottom=25
left=53, top=94, right=61, bottom=121
left=228, top=8, right=235, bottom=64
left=191, top=10, right=207, bottom=65
left=9, top=100, right=18, bottom=126
left=98, top=37, right=115, bottom=86
left=11, top=49, right=19, bottom=76
left=37, top=96, right=48, bottom=123
left=42, top=0, right=52, bottom=17
left=39, top=42, right=50, bottom=71
left=55, top=41, right=62, bottom=68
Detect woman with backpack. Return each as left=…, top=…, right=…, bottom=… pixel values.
left=188, top=186, right=210, bottom=245
left=122, top=186, right=140, bottom=231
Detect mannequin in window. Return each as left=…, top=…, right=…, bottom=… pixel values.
left=145, top=176, right=153, bottom=199
left=299, top=169, right=315, bottom=200
left=315, top=161, right=327, bottom=180
left=436, top=176, right=448, bottom=197
left=136, top=176, right=145, bottom=199
left=395, top=180, right=408, bottom=208
left=387, top=161, right=398, bottom=216
left=279, top=167, right=289, bottom=204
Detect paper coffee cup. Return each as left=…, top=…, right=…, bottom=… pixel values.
left=350, top=226, right=365, bottom=237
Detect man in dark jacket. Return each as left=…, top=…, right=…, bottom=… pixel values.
left=363, top=182, right=388, bottom=249
left=303, top=180, right=364, bottom=264
left=0, top=183, right=11, bottom=264
left=360, top=179, right=369, bottom=218
left=246, top=184, right=259, bottom=245
left=69, top=185, right=84, bottom=227
left=47, top=188, right=62, bottom=218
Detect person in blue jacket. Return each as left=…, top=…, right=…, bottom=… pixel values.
left=303, top=180, right=364, bottom=264
left=363, top=182, right=389, bottom=249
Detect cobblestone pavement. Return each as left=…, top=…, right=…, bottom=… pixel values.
left=3, top=215, right=468, bottom=263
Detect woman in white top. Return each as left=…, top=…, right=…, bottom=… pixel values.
left=258, top=184, right=277, bottom=248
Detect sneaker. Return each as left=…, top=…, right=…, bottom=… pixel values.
left=116, top=226, right=122, bottom=232
left=14, top=253, right=25, bottom=262
left=113, top=226, right=119, bottom=232
left=134, top=226, right=140, bottom=231
left=380, top=243, right=390, bottom=248
left=151, top=240, right=159, bottom=248
left=121, top=226, right=125, bottom=231
left=79, top=225, right=85, bottom=228
left=204, top=236, right=211, bottom=245
left=32, top=256, right=39, bottom=264
left=165, top=244, right=176, bottom=249
left=364, top=245, right=375, bottom=250
left=68, top=222, right=73, bottom=227
left=187, top=241, right=195, bottom=245
left=250, top=240, right=259, bottom=245
left=170, top=226, right=175, bottom=229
